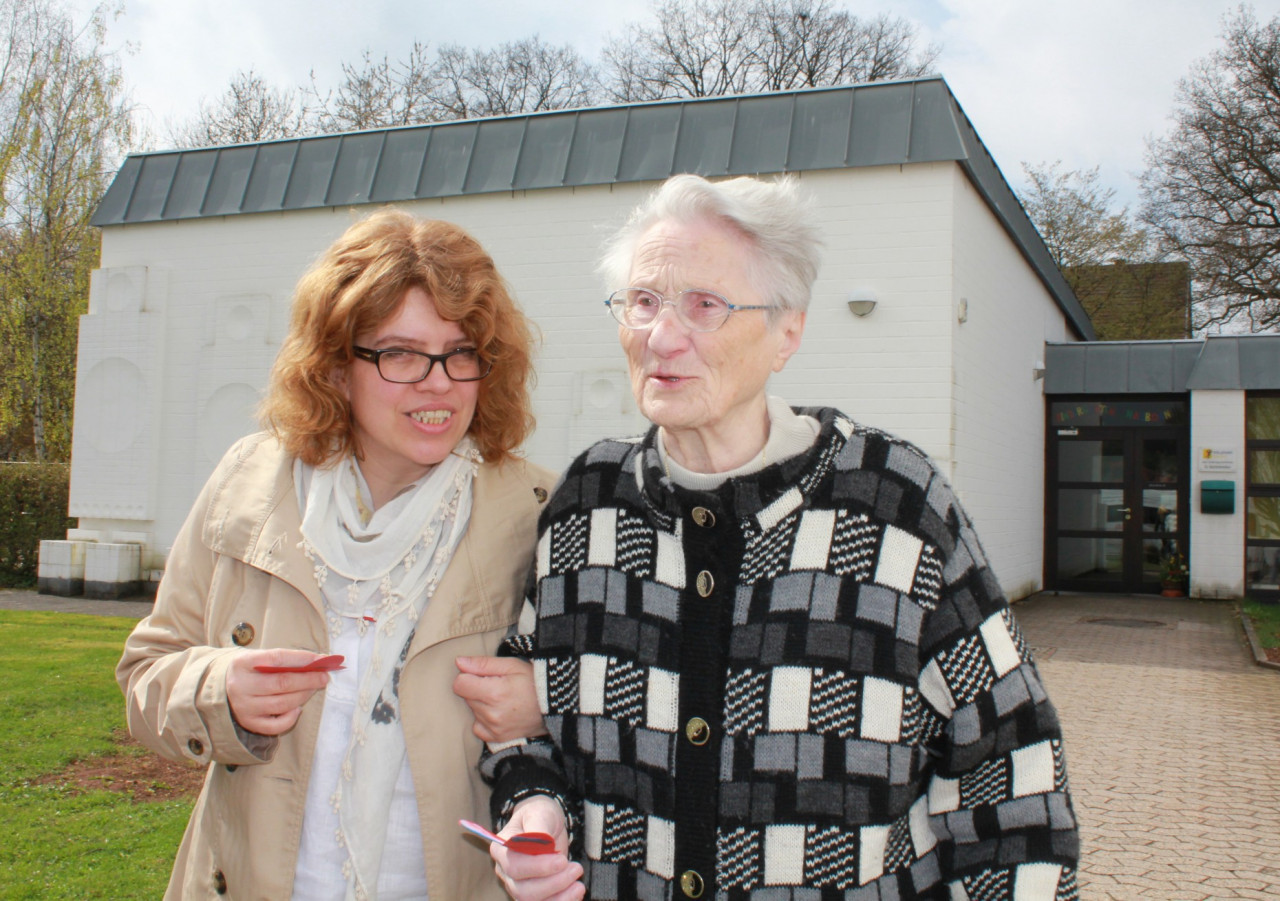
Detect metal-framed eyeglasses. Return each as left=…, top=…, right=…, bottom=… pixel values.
left=352, top=345, right=492, bottom=383
left=605, top=287, right=770, bottom=332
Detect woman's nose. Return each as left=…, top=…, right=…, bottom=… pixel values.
left=646, top=302, right=690, bottom=348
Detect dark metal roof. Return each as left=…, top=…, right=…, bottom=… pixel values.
left=1045, top=336, right=1280, bottom=394
left=91, top=77, right=1094, bottom=339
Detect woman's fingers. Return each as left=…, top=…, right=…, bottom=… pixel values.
left=453, top=656, right=547, bottom=742
left=226, top=652, right=331, bottom=735
left=493, top=845, right=584, bottom=901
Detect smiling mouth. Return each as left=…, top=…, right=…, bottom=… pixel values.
left=411, top=410, right=451, bottom=425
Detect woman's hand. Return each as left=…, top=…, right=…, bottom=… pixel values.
left=224, top=650, right=332, bottom=735
left=492, top=796, right=583, bottom=901
left=454, top=656, right=548, bottom=743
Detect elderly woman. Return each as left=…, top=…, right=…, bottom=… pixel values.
left=476, top=175, right=1079, bottom=900
left=117, top=209, right=554, bottom=900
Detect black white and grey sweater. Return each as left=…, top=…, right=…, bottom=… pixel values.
left=486, top=407, right=1079, bottom=900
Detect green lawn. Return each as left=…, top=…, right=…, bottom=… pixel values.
left=0, top=611, right=191, bottom=899
left=1244, top=598, right=1280, bottom=651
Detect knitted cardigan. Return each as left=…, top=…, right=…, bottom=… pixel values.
left=486, top=407, right=1079, bottom=900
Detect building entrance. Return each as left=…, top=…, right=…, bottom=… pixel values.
left=1046, top=398, right=1189, bottom=594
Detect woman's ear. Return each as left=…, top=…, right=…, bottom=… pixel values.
left=771, top=311, right=806, bottom=373
left=330, top=364, right=350, bottom=400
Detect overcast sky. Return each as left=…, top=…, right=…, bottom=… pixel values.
left=83, top=0, right=1280, bottom=210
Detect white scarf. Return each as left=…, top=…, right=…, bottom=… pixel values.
left=296, top=440, right=477, bottom=901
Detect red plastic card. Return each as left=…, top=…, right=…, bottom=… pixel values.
left=253, top=654, right=346, bottom=674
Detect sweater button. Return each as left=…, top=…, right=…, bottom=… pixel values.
left=680, top=869, right=705, bottom=898
left=696, top=571, right=714, bottom=597
left=685, top=717, right=710, bottom=745
left=231, top=622, right=255, bottom=646
left=691, top=506, right=716, bottom=527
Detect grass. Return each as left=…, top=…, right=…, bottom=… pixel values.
left=1243, top=598, right=1280, bottom=651
left=0, top=610, right=192, bottom=899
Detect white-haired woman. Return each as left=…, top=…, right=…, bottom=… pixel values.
left=466, top=174, right=1080, bottom=901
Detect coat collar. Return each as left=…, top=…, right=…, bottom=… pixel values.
left=200, top=433, right=546, bottom=652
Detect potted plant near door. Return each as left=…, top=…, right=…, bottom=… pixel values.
left=1161, top=551, right=1189, bottom=597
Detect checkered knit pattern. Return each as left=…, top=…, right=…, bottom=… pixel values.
left=486, top=408, right=1079, bottom=900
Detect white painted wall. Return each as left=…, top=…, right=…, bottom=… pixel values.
left=949, top=173, right=1074, bottom=601
left=1189, top=389, right=1246, bottom=598
left=73, top=163, right=1070, bottom=597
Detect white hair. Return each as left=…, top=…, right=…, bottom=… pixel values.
left=599, top=174, right=823, bottom=316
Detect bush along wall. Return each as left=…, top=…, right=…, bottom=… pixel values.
left=0, top=463, right=74, bottom=586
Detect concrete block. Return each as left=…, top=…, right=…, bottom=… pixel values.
left=84, top=542, right=142, bottom=599
left=37, top=540, right=87, bottom=597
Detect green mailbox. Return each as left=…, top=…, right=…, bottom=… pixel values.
left=1200, top=480, right=1235, bottom=514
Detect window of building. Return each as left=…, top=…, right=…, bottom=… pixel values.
left=1246, top=393, right=1280, bottom=599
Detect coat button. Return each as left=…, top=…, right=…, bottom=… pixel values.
left=187, top=738, right=204, bottom=757
left=533, top=486, right=548, bottom=503
left=213, top=869, right=227, bottom=894
left=696, top=571, right=714, bottom=597
left=680, top=869, right=705, bottom=898
left=691, top=506, right=715, bottom=528
left=685, top=717, right=710, bottom=745
left=231, top=622, right=255, bottom=646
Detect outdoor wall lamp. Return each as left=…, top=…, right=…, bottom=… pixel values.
left=847, top=289, right=877, bottom=317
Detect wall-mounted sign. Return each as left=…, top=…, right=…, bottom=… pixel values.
left=1198, top=447, right=1237, bottom=473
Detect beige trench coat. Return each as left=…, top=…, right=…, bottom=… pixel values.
left=117, top=433, right=554, bottom=900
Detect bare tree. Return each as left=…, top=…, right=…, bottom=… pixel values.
left=170, top=68, right=308, bottom=147
left=602, top=0, right=937, bottom=102
left=1141, top=6, right=1280, bottom=332
left=430, top=37, right=598, bottom=119
left=310, top=43, right=438, bottom=132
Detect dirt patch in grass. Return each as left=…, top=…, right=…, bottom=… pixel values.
left=33, top=729, right=205, bottom=802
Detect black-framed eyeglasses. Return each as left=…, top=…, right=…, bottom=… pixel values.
left=605, top=287, right=770, bottom=332
left=352, top=345, right=492, bottom=383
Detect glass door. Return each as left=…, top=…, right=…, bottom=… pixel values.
left=1047, top=399, right=1189, bottom=593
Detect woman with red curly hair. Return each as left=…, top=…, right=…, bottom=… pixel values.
left=118, top=209, right=554, bottom=900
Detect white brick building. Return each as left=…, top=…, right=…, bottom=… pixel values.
left=46, top=78, right=1280, bottom=602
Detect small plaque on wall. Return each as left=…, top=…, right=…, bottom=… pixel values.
left=1197, top=448, right=1236, bottom=473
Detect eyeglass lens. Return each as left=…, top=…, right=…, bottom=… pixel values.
left=377, top=348, right=486, bottom=382
left=609, top=289, right=732, bottom=331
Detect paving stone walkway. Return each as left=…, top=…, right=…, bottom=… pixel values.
left=1014, top=593, right=1280, bottom=900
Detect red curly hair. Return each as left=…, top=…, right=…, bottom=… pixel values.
left=260, top=208, right=535, bottom=466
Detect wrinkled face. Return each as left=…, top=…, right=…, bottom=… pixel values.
left=340, top=286, right=479, bottom=498
left=619, top=217, right=803, bottom=440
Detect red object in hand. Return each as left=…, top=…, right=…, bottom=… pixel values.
left=459, top=819, right=557, bottom=855
left=253, top=654, right=346, bottom=674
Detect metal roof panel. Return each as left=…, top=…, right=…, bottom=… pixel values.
left=162, top=151, right=217, bottom=219
left=464, top=119, right=526, bottom=194
left=672, top=99, right=736, bottom=175
left=848, top=82, right=912, bottom=166
left=513, top=115, right=575, bottom=189
left=417, top=123, right=477, bottom=198
left=125, top=154, right=179, bottom=222
left=564, top=108, right=626, bottom=185
left=283, top=137, right=341, bottom=210
left=616, top=104, right=681, bottom=182
left=727, top=94, right=792, bottom=174
left=201, top=146, right=257, bottom=216
left=327, top=133, right=385, bottom=206
left=371, top=129, right=430, bottom=202
left=241, top=142, right=297, bottom=213
left=788, top=90, right=852, bottom=170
